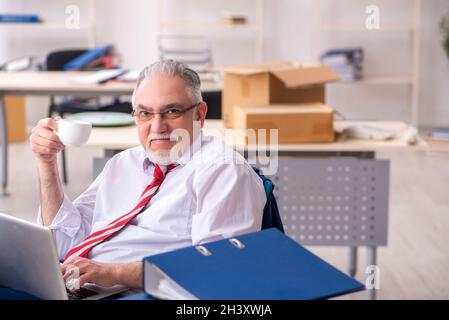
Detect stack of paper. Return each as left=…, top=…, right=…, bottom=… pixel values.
left=0, top=56, right=33, bottom=71
left=320, top=48, right=364, bottom=81
left=430, top=128, right=449, bottom=141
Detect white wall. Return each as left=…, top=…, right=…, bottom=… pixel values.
left=419, top=0, right=449, bottom=127
left=94, top=0, right=158, bottom=70
left=1, top=0, right=448, bottom=128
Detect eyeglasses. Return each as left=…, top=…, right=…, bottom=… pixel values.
left=131, top=102, right=201, bottom=122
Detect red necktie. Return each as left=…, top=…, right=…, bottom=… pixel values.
left=64, top=163, right=176, bottom=263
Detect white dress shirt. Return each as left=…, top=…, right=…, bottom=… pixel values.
left=37, top=133, right=266, bottom=263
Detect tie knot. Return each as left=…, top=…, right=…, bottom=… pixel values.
left=153, top=163, right=177, bottom=180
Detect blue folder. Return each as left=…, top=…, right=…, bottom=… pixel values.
left=0, top=14, right=40, bottom=23
left=63, top=45, right=113, bottom=71
left=140, top=228, right=364, bottom=300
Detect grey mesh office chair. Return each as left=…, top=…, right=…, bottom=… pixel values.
left=267, top=158, right=389, bottom=300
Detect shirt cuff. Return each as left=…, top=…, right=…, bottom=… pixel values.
left=36, top=193, right=83, bottom=239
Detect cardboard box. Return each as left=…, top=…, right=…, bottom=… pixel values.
left=233, top=103, right=334, bottom=144
left=220, top=61, right=339, bottom=128
left=5, top=96, right=27, bottom=143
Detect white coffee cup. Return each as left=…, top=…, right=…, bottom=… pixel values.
left=56, top=119, right=92, bottom=147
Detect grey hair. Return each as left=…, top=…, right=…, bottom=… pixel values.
left=131, top=59, right=202, bottom=108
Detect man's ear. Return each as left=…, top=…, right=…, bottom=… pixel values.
left=197, top=102, right=208, bottom=127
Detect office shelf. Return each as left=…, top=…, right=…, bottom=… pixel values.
left=320, top=23, right=416, bottom=32
left=314, top=0, right=421, bottom=126
left=159, top=21, right=261, bottom=33
left=331, top=75, right=414, bottom=85
left=156, top=0, right=263, bottom=63
left=0, top=0, right=96, bottom=47
left=0, top=22, right=93, bottom=33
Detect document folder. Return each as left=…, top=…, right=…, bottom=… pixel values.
left=63, top=45, right=113, bottom=71
left=143, top=228, right=365, bottom=300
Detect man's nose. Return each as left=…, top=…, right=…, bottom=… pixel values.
left=150, top=114, right=167, bottom=133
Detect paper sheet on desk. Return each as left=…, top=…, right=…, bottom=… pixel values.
left=70, top=69, right=126, bottom=84
left=342, top=125, right=397, bottom=141
left=115, top=70, right=220, bottom=83
left=117, top=70, right=140, bottom=82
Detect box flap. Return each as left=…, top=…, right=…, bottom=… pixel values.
left=271, top=65, right=340, bottom=88
left=216, top=62, right=340, bottom=86
left=236, top=103, right=334, bottom=114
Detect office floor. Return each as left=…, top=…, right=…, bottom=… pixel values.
left=1, top=139, right=448, bottom=299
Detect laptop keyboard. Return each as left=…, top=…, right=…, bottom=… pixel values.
left=67, top=287, right=98, bottom=300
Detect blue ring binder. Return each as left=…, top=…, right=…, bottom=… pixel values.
left=142, top=228, right=365, bottom=300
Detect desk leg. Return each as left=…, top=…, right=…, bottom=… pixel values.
left=348, top=246, right=358, bottom=277
left=0, top=94, right=9, bottom=197
left=366, top=246, right=377, bottom=300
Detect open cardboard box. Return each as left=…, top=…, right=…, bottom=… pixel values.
left=218, top=61, right=339, bottom=128
left=233, top=102, right=334, bottom=144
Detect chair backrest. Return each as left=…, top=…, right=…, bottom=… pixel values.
left=45, top=49, right=88, bottom=71
left=203, top=90, right=221, bottom=120
left=252, top=166, right=284, bottom=233
left=269, top=158, right=389, bottom=246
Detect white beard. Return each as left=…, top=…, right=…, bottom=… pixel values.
left=147, top=149, right=173, bottom=166
left=147, top=140, right=188, bottom=166
left=146, top=125, right=200, bottom=165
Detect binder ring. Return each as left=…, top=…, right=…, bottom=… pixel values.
left=229, top=238, right=245, bottom=249
left=195, top=245, right=212, bottom=256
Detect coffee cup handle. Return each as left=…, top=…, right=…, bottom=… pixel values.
left=53, top=121, right=61, bottom=138
left=53, top=117, right=60, bottom=131
left=53, top=119, right=66, bottom=146
left=54, top=131, right=67, bottom=147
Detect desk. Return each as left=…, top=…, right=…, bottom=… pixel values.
left=88, top=119, right=428, bottom=153
left=0, top=71, right=222, bottom=195
left=88, top=119, right=427, bottom=178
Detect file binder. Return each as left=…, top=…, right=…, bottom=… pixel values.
left=0, top=14, right=41, bottom=23
left=143, top=228, right=364, bottom=300
left=63, top=45, right=113, bottom=71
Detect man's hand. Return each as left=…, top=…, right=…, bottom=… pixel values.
left=30, top=117, right=65, bottom=164
left=61, top=258, right=142, bottom=291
